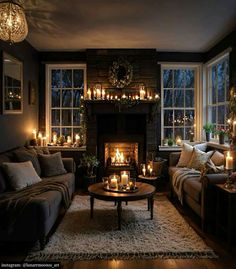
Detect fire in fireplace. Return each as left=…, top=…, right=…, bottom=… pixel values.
left=105, top=142, right=138, bottom=167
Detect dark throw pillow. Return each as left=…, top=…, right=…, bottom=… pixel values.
left=38, top=152, right=67, bottom=177
left=13, top=148, right=41, bottom=176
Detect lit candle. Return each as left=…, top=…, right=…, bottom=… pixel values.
left=155, top=94, right=160, bottom=100
left=97, top=89, right=101, bottom=99
left=32, top=129, right=37, bottom=139
left=140, top=89, right=145, bottom=100
left=53, top=134, right=57, bottom=145
left=102, top=89, right=105, bottom=99
left=176, top=137, right=182, bottom=146
left=233, top=121, right=236, bottom=137
left=115, top=95, right=118, bottom=100
left=106, top=94, right=110, bottom=100
left=75, top=134, right=80, bottom=147
left=122, top=94, right=126, bottom=99
left=135, top=95, right=139, bottom=100
left=38, top=132, right=42, bottom=146
left=121, top=171, right=129, bottom=185
left=142, top=166, right=146, bottom=176
left=149, top=96, right=153, bottom=100
left=67, top=136, right=72, bottom=147
left=226, top=151, right=233, bottom=170
left=93, top=89, right=97, bottom=99
left=110, top=176, right=118, bottom=188
left=87, top=88, right=91, bottom=100
left=149, top=167, right=153, bottom=176
left=110, top=95, right=113, bottom=100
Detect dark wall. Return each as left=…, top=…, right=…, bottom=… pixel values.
left=0, top=41, right=39, bottom=153
left=204, top=30, right=236, bottom=86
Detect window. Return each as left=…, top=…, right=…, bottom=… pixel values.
left=161, top=64, right=201, bottom=141
left=207, top=54, right=229, bottom=131
left=46, top=64, right=86, bottom=143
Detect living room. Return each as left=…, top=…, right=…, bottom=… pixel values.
left=0, top=0, right=236, bottom=268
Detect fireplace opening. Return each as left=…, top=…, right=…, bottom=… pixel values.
left=105, top=142, right=138, bottom=167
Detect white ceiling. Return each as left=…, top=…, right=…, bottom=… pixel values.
left=23, top=0, right=236, bottom=52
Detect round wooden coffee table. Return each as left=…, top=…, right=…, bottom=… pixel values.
left=88, top=182, right=156, bottom=230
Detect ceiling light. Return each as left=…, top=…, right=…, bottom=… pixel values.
left=0, top=1, right=28, bottom=43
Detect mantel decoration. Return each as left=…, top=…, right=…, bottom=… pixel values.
left=108, top=58, right=133, bottom=88
left=0, top=0, right=28, bottom=43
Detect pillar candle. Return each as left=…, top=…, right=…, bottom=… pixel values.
left=67, top=136, right=72, bottom=147
left=53, top=134, right=57, bottom=145
left=75, top=134, right=80, bottom=147
left=87, top=88, right=91, bottom=100
left=142, top=167, right=146, bottom=176
left=226, top=151, right=233, bottom=170
left=110, top=177, right=118, bottom=188
left=32, top=129, right=37, bottom=139
left=121, top=172, right=129, bottom=185
left=96, top=89, right=101, bottom=99
left=38, top=132, right=42, bottom=146
left=102, top=89, right=105, bottom=99
left=140, top=89, right=145, bottom=100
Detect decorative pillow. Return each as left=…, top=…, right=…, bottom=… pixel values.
left=187, top=148, right=214, bottom=171
left=2, top=161, right=41, bottom=190
left=13, top=148, right=41, bottom=176
left=195, top=143, right=207, bottom=152
left=38, top=152, right=67, bottom=177
left=210, top=150, right=225, bottom=166
left=205, top=159, right=225, bottom=174
left=176, top=143, right=194, bottom=167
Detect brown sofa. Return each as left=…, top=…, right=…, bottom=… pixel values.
left=169, top=148, right=227, bottom=230
left=0, top=147, right=76, bottom=249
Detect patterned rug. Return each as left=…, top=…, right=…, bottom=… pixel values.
left=26, top=195, right=217, bottom=261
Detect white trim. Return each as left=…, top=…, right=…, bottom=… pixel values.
left=160, top=62, right=202, bottom=142
left=45, top=63, right=87, bottom=141
left=205, top=48, right=232, bottom=67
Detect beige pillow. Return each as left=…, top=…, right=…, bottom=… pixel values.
left=211, top=151, right=225, bottom=166
left=205, top=159, right=225, bottom=174
left=2, top=161, right=41, bottom=190
left=176, top=143, right=194, bottom=167
left=188, top=148, right=214, bottom=171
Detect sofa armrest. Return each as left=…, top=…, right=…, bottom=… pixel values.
left=202, top=173, right=227, bottom=186
left=169, top=152, right=181, bottom=167
left=62, top=158, right=76, bottom=173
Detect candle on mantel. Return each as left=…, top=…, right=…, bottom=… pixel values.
left=110, top=176, right=118, bottom=188
left=121, top=171, right=129, bottom=185
left=53, top=134, right=57, bottom=145
left=148, top=96, right=153, bottom=100
left=38, top=132, right=42, bottom=146
left=110, top=95, right=113, bottom=100
left=32, top=129, right=37, bottom=140
left=67, top=136, right=72, bottom=147
left=42, top=137, right=47, bottom=147
left=87, top=88, right=91, bottom=100
left=115, top=95, right=118, bottom=100
left=96, top=89, right=101, bottom=99
left=226, top=151, right=233, bottom=170
left=176, top=137, right=182, bottom=146
left=75, top=134, right=80, bottom=147
left=106, top=94, right=110, bottom=100
left=233, top=121, right=236, bottom=137
left=155, top=94, right=160, bottom=100
left=122, top=94, right=126, bottom=99
left=142, top=166, right=146, bottom=176
left=102, top=89, right=105, bottom=99
left=93, top=89, right=97, bottom=99
left=135, top=95, right=139, bottom=100
left=140, top=89, right=145, bottom=100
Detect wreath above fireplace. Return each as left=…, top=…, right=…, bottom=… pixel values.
left=108, top=58, right=133, bottom=88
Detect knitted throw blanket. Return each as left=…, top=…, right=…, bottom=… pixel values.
left=172, top=168, right=201, bottom=204
left=0, top=179, right=71, bottom=233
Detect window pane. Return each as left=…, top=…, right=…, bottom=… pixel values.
left=174, top=110, right=184, bottom=126
left=62, top=69, right=72, bottom=88
left=51, top=110, right=60, bottom=126
left=174, top=90, right=184, bottom=107
left=73, top=90, right=81, bottom=107
left=62, top=128, right=72, bottom=138
left=211, top=107, right=216, bottom=124
left=73, top=110, right=81, bottom=126
left=217, top=62, right=225, bottom=103
left=164, top=128, right=173, bottom=139
left=51, top=127, right=60, bottom=137
left=52, top=88, right=60, bottom=107
left=212, top=66, right=217, bottom=104
left=185, top=128, right=192, bottom=140
left=174, top=70, right=184, bottom=88
left=185, top=90, right=194, bottom=107
left=62, top=90, right=72, bottom=107
left=164, top=110, right=173, bottom=126
left=217, top=105, right=225, bottom=124
left=51, top=69, right=61, bottom=88
left=163, top=69, right=173, bottom=88
left=185, top=110, right=194, bottom=126
left=225, top=59, right=230, bottom=101
left=185, top=70, right=194, bottom=88
left=164, top=89, right=172, bottom=107
left=74, top=69, right=84, bottom=89
left=62, top=110, right=72, bottom=126
left=174, top=128, right=184, bottom=139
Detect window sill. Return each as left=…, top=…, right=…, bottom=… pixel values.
left=37, top=145, right=87, bottom=151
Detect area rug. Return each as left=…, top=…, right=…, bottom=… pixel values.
left=26, top=195, right=217, bottom=261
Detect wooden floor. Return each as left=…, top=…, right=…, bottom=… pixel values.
left=1, top=191, right=236, bottom=269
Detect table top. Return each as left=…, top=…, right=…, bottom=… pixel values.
left=216, top=184, right=236, bottom=194
left=88, top=182, right=156, bottom=201
left=138, top=175, right=158, bottom=180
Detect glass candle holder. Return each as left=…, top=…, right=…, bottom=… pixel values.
left=108, top=174, right=120, bottom=188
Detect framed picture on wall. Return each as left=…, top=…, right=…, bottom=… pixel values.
left=28, top=81, right=36, bottom=105
left=2, top=52, right=23, bottom=114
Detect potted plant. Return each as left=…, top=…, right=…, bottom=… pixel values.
left=167, top=138, right=174, bottom=146
left=215, top=127, right=229, bottom=144
left=79, top=154, right=99, bottom=177
left=203, top=123, right=214, bottom=142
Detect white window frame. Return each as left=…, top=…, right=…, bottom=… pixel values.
left=160, top=63, right=202, bottom=142
left=205, top=50, right=230, bottom=141
left=46, top=64, right=87, bottom=142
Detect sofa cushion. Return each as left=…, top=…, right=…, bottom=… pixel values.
left=38, top=152, right=67, bottom=177
left=177, top=143, right=194, bottom=167
left=2, top=161, right=42, bottom=190
left=187, top=148, right=214, bottom=171
left=183, top=179, right=202, bottom=203
left=13, top=148, right=41, bottom=176
left=211, top=150, right=225, bottom=166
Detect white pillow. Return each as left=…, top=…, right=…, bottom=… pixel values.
left=195, top=143, right=207, bottom=152
left=177, top=143, right=194, bottom=167
left=2, top=161, right=41, bottom=190
left=188, top=148, right=214, bottom=170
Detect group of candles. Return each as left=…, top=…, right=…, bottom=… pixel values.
left=142, top=163, right=153, bottom=177
left=86, top=87, right=159, bottom=101
left=109, top=171, right=131, bottom=189
left=32, top=129, right=48, bottom=147
left=52, top=133, right=81, bottom=147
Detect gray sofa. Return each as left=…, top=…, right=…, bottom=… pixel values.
left=169, top=148, right=228, bottom=230
left=0, top=147, right=76, bottom=249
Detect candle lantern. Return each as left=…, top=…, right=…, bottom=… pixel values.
left=108, top=174, right=120, bottom=188
left=38, top=132, right=42, bottom=146
left=224, top=151, right=234, bottom=189
left=120, top=171, right=130, bottom=186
